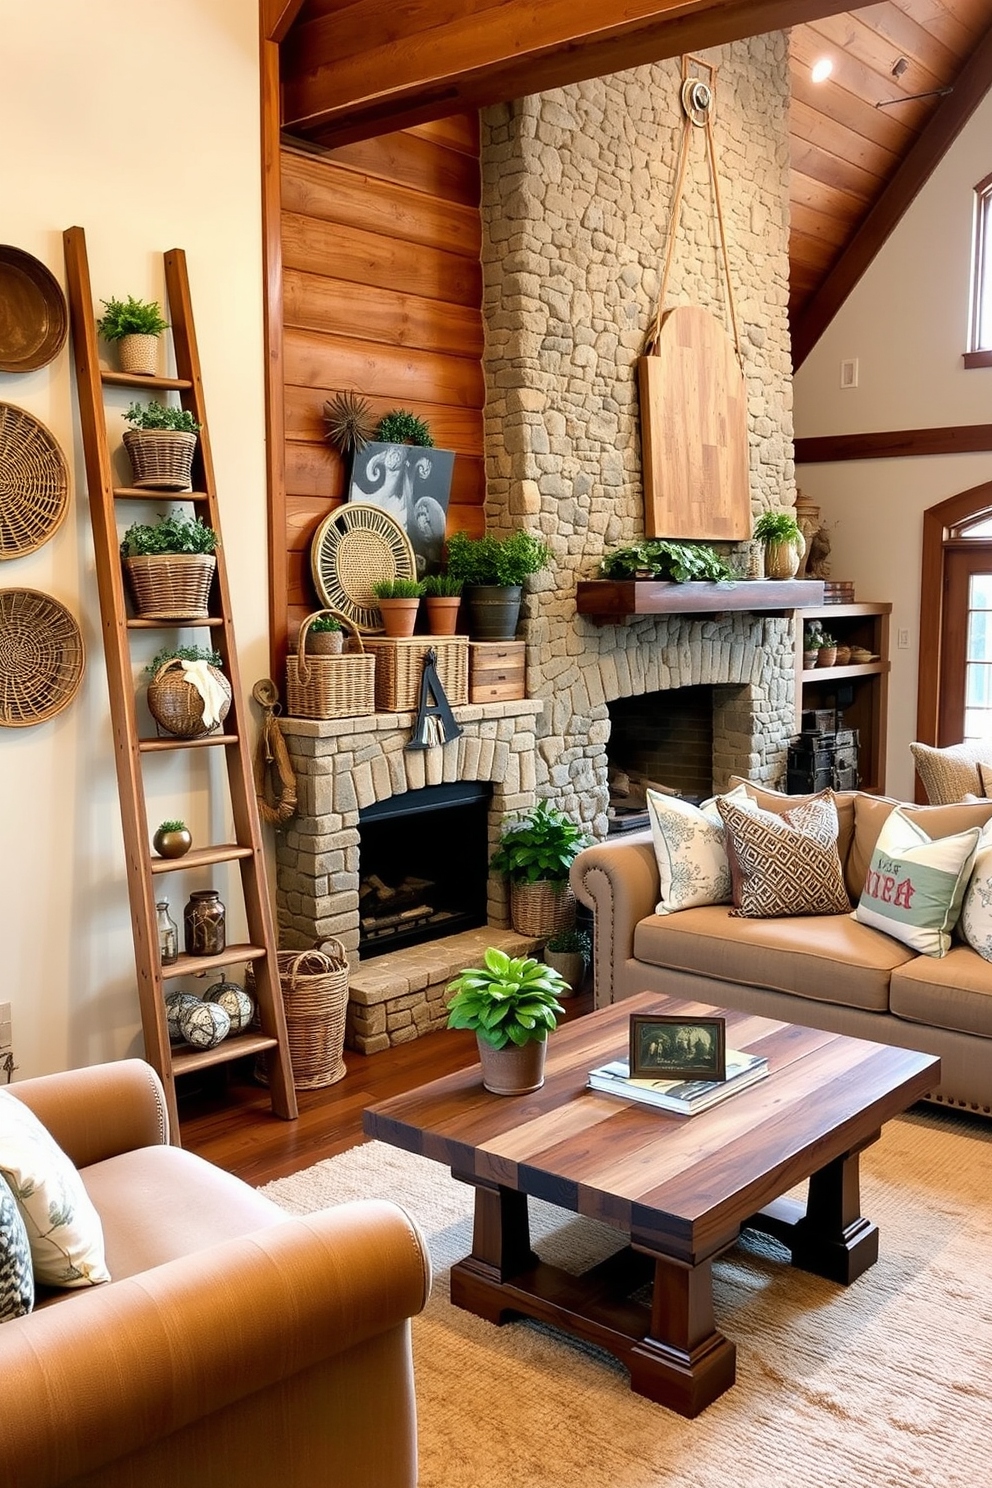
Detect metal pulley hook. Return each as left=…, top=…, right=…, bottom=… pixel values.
left=681, top=76, right=712, bottom=126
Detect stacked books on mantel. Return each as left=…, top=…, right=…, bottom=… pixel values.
left=587, top=1049, right=769, bottom=1115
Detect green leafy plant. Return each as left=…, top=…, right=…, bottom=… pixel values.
left=545, top=927, right=591, bottom=961
left=124, top=400, right=200, bottom=433
left=145, top=645, right=222, bottom=677
left=376, top=409, right=434, bottom=447
left=121, top=512, right=218, bottom=558
left=816, top=631, right=836, bottom=648
left=803, top=621, right=825, bottom=647
left=446, top=947, right=568, bottom=1049
left=753, top=511, right=802, bottom=544
left=156, top=818, right=187, bottom=833
left=490, top=799, right=589, bottom=887
left=96, top=296, right=168, bottom=340
left=309, top=613, right=343, bottom=633
left=372, top=578, right=426, bottom=600
left=599, top=540, right=734, bottom=583
left=446, top=530, right=551, bottom=588
left=423, top=573, right=464, bottom=597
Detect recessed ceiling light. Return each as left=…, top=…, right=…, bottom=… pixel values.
left=811, top=57, right=834, bottom=83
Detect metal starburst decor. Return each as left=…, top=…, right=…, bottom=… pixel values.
left=322, top=391, right=376, bottom=456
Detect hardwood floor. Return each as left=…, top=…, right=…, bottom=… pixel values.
left=179, top=990, right=593, bottom=1186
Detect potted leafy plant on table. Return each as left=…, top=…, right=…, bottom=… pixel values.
left=446, top=529, right=551, bottom=640
left=490, top=798, right=589, bottom=938
left=446, top=947, right=568, bottom=1095
left=122, top=400, right=201, bottom=492
left=120, top=511, right=218, bottom=620
left=96, top=295, right=169, bottom=376
left=753, top=510, right=805, bottom=580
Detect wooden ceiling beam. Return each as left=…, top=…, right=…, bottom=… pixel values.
left=792, top=19, right=992, bottom=369
left=280, top=0, right=855, bottom=147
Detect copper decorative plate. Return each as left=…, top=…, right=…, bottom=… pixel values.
left=0, top=588, right=85, bottom=727
left=0, top=246, right=68, bottom=373
left=0, top=403, right=70, bottom=558
left=310, top=503, right=416, bottom=633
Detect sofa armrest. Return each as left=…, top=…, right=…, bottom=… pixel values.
left=570, top=831, right=659, bottom=1006
left=0, top=1198, right=431, bottom=1488
left=10, top=1058, right=169, bottom=1167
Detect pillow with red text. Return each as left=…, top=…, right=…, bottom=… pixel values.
left=854, top=806, right=980, bottom=957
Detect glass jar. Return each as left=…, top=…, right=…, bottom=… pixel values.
left=183, top=889, right=226, bottom=957
left=156, top=900, right=178, bottom=966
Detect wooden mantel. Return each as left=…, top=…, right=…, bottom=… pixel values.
left=575, top=578, right=825, bottom=624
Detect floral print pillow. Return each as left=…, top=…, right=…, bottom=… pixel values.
left=646, top=783, right=756, bottom=915
left=959, top=828, right=992, bottom=962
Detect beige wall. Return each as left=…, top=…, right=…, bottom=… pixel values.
left=0, top=0, right=268, bottom=1078
left=794, top=90, right=992, bottom=801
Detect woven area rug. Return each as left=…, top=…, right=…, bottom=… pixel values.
left=262, top=1106, right=992, bottom=1488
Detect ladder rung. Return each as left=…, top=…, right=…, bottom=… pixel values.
left=139, top=733, right=238, bottom=752
left=102, top=371, right=193, bottom=390
left=127, top=616, right=223, bottom=629
left=151, top=844, right=254, bottom=874
left=113, top=487, right=210, bottom=502
left=162, top=943, right=267, bottom=981
left=172, top=1032, right=279, bottom=1076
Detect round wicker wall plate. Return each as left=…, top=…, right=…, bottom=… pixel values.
left=0, top=247, right=68, bottom=373
left=0, top=588, right=85, bottom=727
left=0, top=403, right=71, bottom=559
left=311, top=503, right=416, bottom=633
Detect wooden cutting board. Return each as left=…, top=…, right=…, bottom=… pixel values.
left=638, top=304, right=750, bottom=540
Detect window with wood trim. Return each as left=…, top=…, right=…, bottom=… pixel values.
left=966, top=170, right=992, bottom=369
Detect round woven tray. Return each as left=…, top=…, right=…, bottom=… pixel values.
left=310, top=503, right=415, bottom=633
left=0, top=403, right=70, bottom=559
left=0, top=246, right=68, bottom=374
left=0, top=587, right=85, bottom=727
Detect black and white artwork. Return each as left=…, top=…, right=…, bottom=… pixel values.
left=347, top=442, right=455, bottom=577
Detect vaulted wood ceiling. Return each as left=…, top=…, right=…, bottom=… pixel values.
left=274, top=0, right=992, bottom=365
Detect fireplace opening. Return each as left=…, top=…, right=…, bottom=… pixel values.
left=357, top=782, right=492, bottom=959
left=606, top=686, right=716, bottom=831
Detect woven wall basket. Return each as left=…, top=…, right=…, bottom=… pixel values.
left=0, top=587, right=85, bottom=727
left=509, top=879, right=577, bottom=939
left=122, top=428, right=197, bottom=491
left=0, top=402, right=70, bottom=559
left=146, top=656, right=231, bottom=738
left=249, top=939, right=349, bottom=1090
left=124, top=552, right=216, bottom=620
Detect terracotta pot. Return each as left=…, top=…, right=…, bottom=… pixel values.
left=476, top=1034, right=547, bottom=1095
left=424, top=595, right=462, bottom=636
left=818, top=645, right=837, bottom=667
left=377, top=597, right=420, bottom=638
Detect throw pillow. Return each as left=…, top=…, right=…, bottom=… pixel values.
left=645, top=783, right=755, bottom=914
left=716, top=794, right=851, bottom=918
left=0, top=1088, right=110, bottom=1289
left=0, top=1172, right=33, bottom=1322
left=910, top=740, right=991, bottom=805
left=958, top=823, right=992, bottom=962
left=854, top=806, right=981, bottom=957
left=978, top=762, right=992, bottom=799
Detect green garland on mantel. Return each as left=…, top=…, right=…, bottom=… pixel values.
left=599, top=540, right=735, bottom=583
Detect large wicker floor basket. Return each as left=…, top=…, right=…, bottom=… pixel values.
left=509, top=879, right=577, bottom=938
left=250, top=939, right=349, bottom=1090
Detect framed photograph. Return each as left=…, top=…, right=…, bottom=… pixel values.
left=347, top=441, right=456, bottom=577
left=629, top=1014, right=726, bottom=1082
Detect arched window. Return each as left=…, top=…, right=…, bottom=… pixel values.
left=918, top=480, right=992, bottom=755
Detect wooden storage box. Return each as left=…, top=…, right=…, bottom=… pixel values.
left=469, top=641, right=526, bottom=703
left=362, top=635, right=469, bottom=712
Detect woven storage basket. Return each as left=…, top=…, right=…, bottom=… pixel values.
left=146, top=656, right=232, bottom=738
left=125, top=553, right=216, bottom=620
left=122, top=428, right=197, bottom=491
left=362, top=635, right=468, bottom=712
left=285, top=608, right=375, bottom=719
left=510, top=879, right=577, bottom=939
left=117, top=334, right=158, bottom=376
left=249, top=938, right=349, bottom=1090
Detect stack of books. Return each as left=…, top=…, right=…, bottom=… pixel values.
left=587, top=1049, right=769, bottom=1115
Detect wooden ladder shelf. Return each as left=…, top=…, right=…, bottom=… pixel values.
left=63, top=225, right=297, bottom=1140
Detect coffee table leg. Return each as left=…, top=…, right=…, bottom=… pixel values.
left=449, top=1172, right=539, bottom=1323
left=630, top=1248, right=737, bottom=1417
left=755, top=1145, right=879, bottom=1285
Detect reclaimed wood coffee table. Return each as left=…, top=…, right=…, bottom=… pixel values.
left=364, top=992, right=939, bottom=1416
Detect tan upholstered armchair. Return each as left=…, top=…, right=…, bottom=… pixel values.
left=0, top=1060, right=431, bottom=1488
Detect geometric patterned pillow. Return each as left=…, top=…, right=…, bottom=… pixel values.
left=854, top=806, right=981, bottom=957
left=646, top=783, right=756, bottom=914
left=717, top=793, right=851, bottom=918
left=0, top=1172, right=33, bottom=1322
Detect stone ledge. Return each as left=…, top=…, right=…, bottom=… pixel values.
left=280, top=697, right=545, bottom=740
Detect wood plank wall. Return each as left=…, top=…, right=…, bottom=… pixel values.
left=280, top=114, right=487, bottom=644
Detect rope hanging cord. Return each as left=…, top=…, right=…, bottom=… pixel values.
left=252, top=678, right=297, bottom=825
left=645, top=57, right=741, bottom=362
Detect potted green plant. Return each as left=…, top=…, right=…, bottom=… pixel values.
left=143, top=644, right=230, bottom=739
left=490, top=798, right=589, bottom=937
left=446, top=946, right=568, bottom=1094
left=120, top=512, right=219, bottom=620
left=599, top=539, right=735, bottom=582
left=122, top=400, right=201, bottom=492
left=305, top=612, right=344, bottom=655
left=372, top=577, right=425, bottom=638
left=753, top=510, right=805, bottom=580
left=96, top=295, right=169, bottom=376
left=375, top=409, right=434, bottom=447
left=152, top=818, right=192, bottom=859
left=445, top=529, right=551, bottom=640
left=542, top=926, right=591, bottom=996
left=422, top=573, right=463, bottom=636
left=816, top=630, right=838, bottom=667
left=803, top=620, right=823, bottom=669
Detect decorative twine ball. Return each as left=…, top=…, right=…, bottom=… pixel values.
left=164, top=991, right=202, bottom=1045
left=206, top=979, right=255, bottom=1034
left=179, top=999, right=231, bottom=1051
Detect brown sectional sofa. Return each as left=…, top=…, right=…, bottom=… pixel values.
left=571, top=783, right=992, bottom=1117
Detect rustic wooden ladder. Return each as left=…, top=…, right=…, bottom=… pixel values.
left=62, top=225, right=297, bottom=1140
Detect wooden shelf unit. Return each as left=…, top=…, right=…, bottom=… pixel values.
left=63, top=225, right=297, bottom=1141
left=576, top=577, right=825, bottom=623
left=794, top=603, right=892, bottom=794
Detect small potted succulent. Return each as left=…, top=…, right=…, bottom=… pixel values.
left=372, top=577, right=425, bottom=638
left=445, top=529, right=551, bottom=640
left=542, top=926, right=591, bottom=996
left=422, top=573, right=463, bottom=636
left=490, top=799, right=589, bottom=938
left=152, top=818, right=192, bottom=859
left=753, top=510, right=805, bottom=580
left=446, top=946, right=568, bottom=1095
left=305, top=612, right=345, bottom=655
left=803, top=621, right=824, bottom=669
left=122, top=400, right=201, bottom=491
left=144, top=644, right=230, bottom=739
left=96, top=295, right=169, bottom=376
left=120, top=512, right=219, bottom=621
